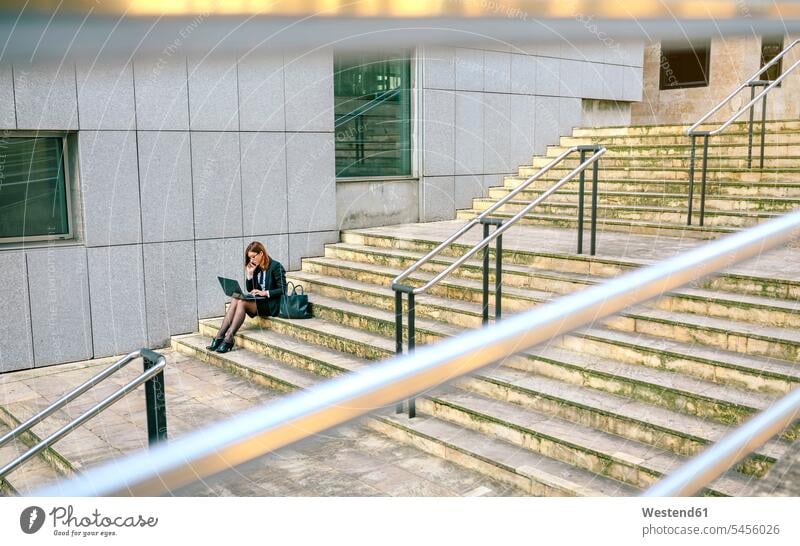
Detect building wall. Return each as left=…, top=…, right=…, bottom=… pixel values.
left=631, top=36, right=800, bottom=125
left=0, top=50, right=337, bottom=371
left=0, top=40, right=645, bottom=371
left=418, top=41, right=644, bottom=222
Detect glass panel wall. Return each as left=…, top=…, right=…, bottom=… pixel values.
left=334, top=51, right=412, bottom=177
left=0, top=136, right=70, bottom=241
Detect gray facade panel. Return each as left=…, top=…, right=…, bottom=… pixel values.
left=240, top=132, right=288, bottom=236
left=483, top=93, right=511, bottom=173
left=253, top=234, right=290, bottom=269
left=483, top=51, right=511, bottom=93
left=284, top=50, right=333, bottom=132
left=422, top=47, right=455, bottom=90
left=143, top=241, right=198, bottom=347
left=286, top=132, right=336, bottom=233
left=623, top=65, right=644, bottom=102
left=535, top=57, right=560, bottom=96
left=87, top=245, right=147, bottom=357
left=237, top=54, right=285, bottom=131
left=133, top=57, right=190, bottom=131
left=27, top=247, right=92, bottom=366
left=336, top=179, right=418, bottom=230
left=80, top=131, right=142, bottom=247
left=76, top=61, right=136, bottom=130
left=454, top=175, right=483, bottom=210
left=195, top=237, right=244, bottom=319
left=288, top=231, right=338, bottom=271
left=455, top=48, right=483, bottom=92
left=534, top=95, right=560, bottom=155
left=559, top=97, right=583, bottom=138
left=454, top=91, right=484, bottom=175
left=422, top=89, right=455, bottom=176
left=191, top=132, right=243, bottom=239
left=421, top=176, right=455, bottom=222
left=510, top=54, right=537, bottom=95
left=0, top=252, right=33, bottom=372
left=188, top=56, right=240, bottom=131
left=559, top=58, right=584, bottom=98
left=509, top=94, right=536, bottom=169
left=14, top=63, right=78, bottom=130
left=0, top=65, right=16, bottom=129
left=603, top=63, right=625, bottom=101
left=138, top=131, right=195, bottom=243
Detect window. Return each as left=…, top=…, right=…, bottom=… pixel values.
left=760, top=36, right=784, bottom=83
left=0, top=135, right=72, bottom=243
left=659, top=42, right=711, bottom=90
left=334, top=51, right=412, bottom=178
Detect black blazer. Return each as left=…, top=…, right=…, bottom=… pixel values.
left=245, top=259, right=287, bottom=317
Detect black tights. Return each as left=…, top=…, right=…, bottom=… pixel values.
left=215, top=298, right=257, bottom=341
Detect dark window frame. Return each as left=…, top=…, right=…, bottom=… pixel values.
left=658, top=42, right=711, bottom=90
left=759, top=36, right=784, bottom=85
left=0, top=132, right=74, bottom=244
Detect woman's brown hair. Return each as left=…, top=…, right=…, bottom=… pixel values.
left=244, top=241, right=270, bottom=270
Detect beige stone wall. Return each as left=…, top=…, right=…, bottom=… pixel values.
left=631, top=36, right=800, bottom=125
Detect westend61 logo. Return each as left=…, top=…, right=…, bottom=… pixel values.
left=19, top=505, right=159, bottom=538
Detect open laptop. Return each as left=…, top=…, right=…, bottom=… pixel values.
left=217, top=276, right=263, bottom=300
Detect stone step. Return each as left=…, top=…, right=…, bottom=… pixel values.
left=546, top=142, right=800, bottom=159
left=571, top=120, right=800, bottom=137
left=173, top=332, right=635, bottom=496
left=228, top=295, right=791, bottom=464
left=517, top=166, right=800, bottom=183
left=289, top=292, right=796, bottom=432
left=321, top=244, right=800, bottom=331
left=560, top=131, right=800, bottom=147
left=531, top=155, right=800, bottom=170
left=188, top=321, right=762, bottom=494
left=339, top=227, right=800, bottom=300
left=455, top=209, right=732, bottom=239
left=470, top=198, right=779, bottom=228
left=287, top=268, right=800, bottom=382
left=502, top=176, right=800, bottom=198
left=0, top=423, right=67, bottom=496
left=488, top=188, right=800, bottom=212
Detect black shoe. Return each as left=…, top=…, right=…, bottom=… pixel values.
left=216, top=338, right=234, bottom=353
left=206, top=337, right=224, bottom=351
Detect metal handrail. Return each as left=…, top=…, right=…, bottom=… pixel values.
left=0, top=349, right=167, bottom=481
left=391, top=145, right=605, bottom=417
left=392, top=146, right=605, bottom=293
left=334, top=86, right=401, bottom=129
left=32, top=210, right=800, bottom=497
left=686, top=39, right=800, bottom=226
left=687, top=38, right=800, bottom=135
left=643, top=385, right=800, bottom=496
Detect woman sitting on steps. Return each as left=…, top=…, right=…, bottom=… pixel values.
left=207, top=241, right=287, bottom=353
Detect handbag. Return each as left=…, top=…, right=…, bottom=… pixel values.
left=279, top=282, right=312, bottom=319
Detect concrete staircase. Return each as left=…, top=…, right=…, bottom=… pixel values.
left=457, top=120, right=800, bottom=238
left=167, top=120, right=800, bottom=496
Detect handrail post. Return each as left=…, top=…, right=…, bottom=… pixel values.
left=495, top=232, right=502, bottom=321
left=407, top=292, right=416, bottom=418
left=142, top=349, right=168, bottom=445
left=394, top=289, right=404, bottom=414
left=700, top=134, right=710, bottom=227
left=482, top=222, right=490, bottom=326
left=760, top=91, right=768, bottom=170
left=590, top=157, right=599, bottom=256
left=687, top=134, right=697, bottom=226
left=747, top=84, right=756, bottom=168
left=577, top=149, right=587, bottom=254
